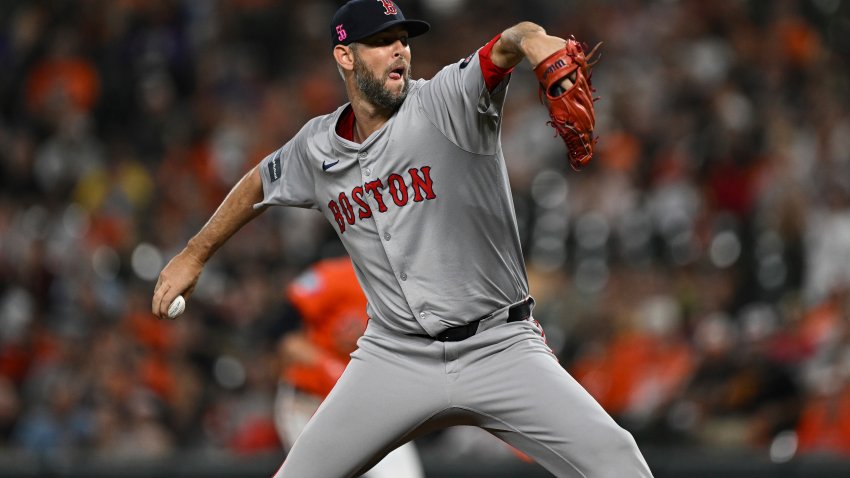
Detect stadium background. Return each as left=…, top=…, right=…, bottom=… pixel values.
left=1, top=0, right=850, bottom=476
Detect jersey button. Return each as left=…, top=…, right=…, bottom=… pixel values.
left=400, top=272, right=407, bottom=281
left=383, top=232, right=391, bottom=241
left=358, top=152, right=367, bottom=159
left=364, top=168, right=371, bottom=177
left=419, top=312, right=426, bottom=319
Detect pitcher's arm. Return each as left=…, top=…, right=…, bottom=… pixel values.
left=152, top=165, right=267, bottom=319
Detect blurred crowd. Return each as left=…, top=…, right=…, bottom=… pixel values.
left=1, top=0, right=850, bottom=467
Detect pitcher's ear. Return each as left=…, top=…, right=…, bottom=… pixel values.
left=334, top=44, right=356, bottom=72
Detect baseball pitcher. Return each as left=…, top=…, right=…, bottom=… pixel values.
left=153, top=0, right=653, bottom=476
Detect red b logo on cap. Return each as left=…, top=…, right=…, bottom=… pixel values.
left=377, top=0, right=397, bottom=15
left=336, top=24, right=347, bottom=41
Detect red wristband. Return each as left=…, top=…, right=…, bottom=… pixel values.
left=478, top=34, right=514, bottom=92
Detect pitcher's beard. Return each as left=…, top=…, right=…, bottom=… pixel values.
left=353, top=56, right=411, bottom=111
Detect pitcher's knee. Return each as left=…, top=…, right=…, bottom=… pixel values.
left=595, top=424, right=651, bottom=475
left=612, top=425, right=639, bottom=451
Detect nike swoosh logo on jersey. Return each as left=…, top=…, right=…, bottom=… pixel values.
left=322, top=160, right=340, bottom=171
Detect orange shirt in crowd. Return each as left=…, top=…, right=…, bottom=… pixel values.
left=797, top=388, right=850, bottom=455
left=282, top=257, right=368, bottom=397
left=572, top=332, right=694, bottom=416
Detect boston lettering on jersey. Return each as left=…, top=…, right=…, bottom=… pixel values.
left=328, top=166, right=436, bottom=233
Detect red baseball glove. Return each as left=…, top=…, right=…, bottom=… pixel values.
left=533, top=39, right=601, bottom=171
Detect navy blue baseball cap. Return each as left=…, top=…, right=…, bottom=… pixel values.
left=331, top=0, right=430, bottom=46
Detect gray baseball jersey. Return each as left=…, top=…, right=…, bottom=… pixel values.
left=259, top=39, right=653, bottom=478
left=256, top=50, right=526, bottom=338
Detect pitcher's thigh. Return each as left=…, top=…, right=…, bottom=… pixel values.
left=466, top=342, right=652, bottom=477
left=273, top=352, right=441, bottom=477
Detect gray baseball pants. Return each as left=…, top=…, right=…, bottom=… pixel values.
left=273, top=317, right=653, bottom=478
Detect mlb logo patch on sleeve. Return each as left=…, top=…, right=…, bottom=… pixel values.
left=459, top=52, right=474, bottom=69
left=268, top=150, right=282, bottom=182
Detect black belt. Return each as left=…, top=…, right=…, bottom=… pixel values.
left=434, top=298, right=533, bottom=342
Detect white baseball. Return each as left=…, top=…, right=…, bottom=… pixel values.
left=167, top=294, right=186, bottom=319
